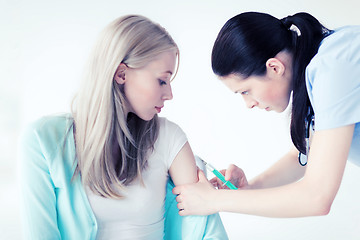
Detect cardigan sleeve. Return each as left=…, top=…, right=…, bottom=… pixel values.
left=19, top=121, right=61, bottom=240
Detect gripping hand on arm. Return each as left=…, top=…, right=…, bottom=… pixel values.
left=166, top=143, right=231, bottom=239
left=173, top=170, right=219, bottom=216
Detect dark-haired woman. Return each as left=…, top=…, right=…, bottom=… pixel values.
left=173, top=12, right=360, bottom=217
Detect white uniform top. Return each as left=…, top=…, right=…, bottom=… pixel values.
left=86, top=117, right=187, bottom=239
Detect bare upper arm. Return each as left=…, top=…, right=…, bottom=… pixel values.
left=169, top=141, right=198, bottom=186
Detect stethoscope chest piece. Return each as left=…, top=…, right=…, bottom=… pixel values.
left=298, top=112, right=315, bottom=166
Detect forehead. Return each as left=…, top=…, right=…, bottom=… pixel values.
left=220, top=74, right=247, bottom=91
left=145, top=51, right=177, bottom=74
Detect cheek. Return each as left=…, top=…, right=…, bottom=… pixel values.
left=124, top=79, right=158, bottom=107
left=264, top=86, right=291, bottom=111
left=125, top=84, right=146, bottom=105
left=262, top=83, right=288, bottom=102
left=268, top=90, right=283, bottom=102
left=256, top=89, right=277, bottom=104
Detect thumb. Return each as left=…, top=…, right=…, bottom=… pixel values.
left=225, top=164, right=236, bottom=181
left=198, top=170, right=208, bottom=182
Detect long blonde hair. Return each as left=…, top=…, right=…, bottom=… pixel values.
left=72, top=15, right=179, bottom=198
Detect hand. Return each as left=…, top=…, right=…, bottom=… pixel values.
left=210, top=164, right=249, bottom=189
left=172, top=169, right=218, bottom=216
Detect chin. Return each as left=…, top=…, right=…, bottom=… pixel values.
left=139, top=114, right=156, bottom=122
left=275, top=108, right=287, bottom=113
left=275, top=102, right=291, bottom=113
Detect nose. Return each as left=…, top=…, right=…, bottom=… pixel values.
left=244, top=96, right=258, bottom=109
left=162, top=84, right=173, bottom=101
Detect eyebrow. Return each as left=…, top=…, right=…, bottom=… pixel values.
left=163, top=70, right=173, bottom=75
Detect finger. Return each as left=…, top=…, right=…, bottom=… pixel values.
left=225, top=164, right=238, bottom=181
left=221, top=181, right=230, bottom=190
left=212, top=176, right=229, bottom=189
left=178, top=209, right=188, bottom=216
left=210, top=176, right=227, bottom=189
left=172, top=186, right=181, bottom=195
left=176, top=195, right=182, bottom=203
left=177, top=203, right=184, bottom=211
left=209, top=178, right=220, bottom=189
left=209, top=178, right=218, bottom=185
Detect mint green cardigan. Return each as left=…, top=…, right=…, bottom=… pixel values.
left=19, top=115, right=228, bottom=240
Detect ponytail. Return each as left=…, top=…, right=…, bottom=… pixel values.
left=281, top=13, right=332, bottom=154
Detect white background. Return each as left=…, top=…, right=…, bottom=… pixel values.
left=1, top=0, right=360, bottom=239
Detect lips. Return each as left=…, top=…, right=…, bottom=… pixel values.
left=155, top=106, right=163, bottom=113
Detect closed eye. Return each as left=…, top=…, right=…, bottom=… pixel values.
left=158, top=79, right=167, bottom=86
left=235, top=90, right=249, bottom=95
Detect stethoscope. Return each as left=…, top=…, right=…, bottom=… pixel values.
left=298, top=110, right=315, bottom=166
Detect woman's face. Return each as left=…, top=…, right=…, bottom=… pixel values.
left=121, top=51, right=176, bottom=121
left=220, top=71, right=292, bottom=113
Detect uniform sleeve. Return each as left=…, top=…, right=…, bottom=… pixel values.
left=19, top=123, right=61, bottom=240
left=307, top=58, right=360, bottom=130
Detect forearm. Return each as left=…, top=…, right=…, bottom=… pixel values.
left=214, top=126, right=354, bottom=218
left=175, top=126, right=352, bottom=218
left=249, top=148, right=305, bottom=189
left=213, top=179, right=329, bottom=218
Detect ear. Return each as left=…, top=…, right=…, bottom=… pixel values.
left=114, top=63, right=128, bottom=84
left=265, top=58, right=285, bottom=77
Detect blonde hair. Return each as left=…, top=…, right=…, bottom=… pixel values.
left=71, top=15, right=179, bottom=198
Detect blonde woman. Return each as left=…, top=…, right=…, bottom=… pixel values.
left=19, top=15, right=227, bottom=240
